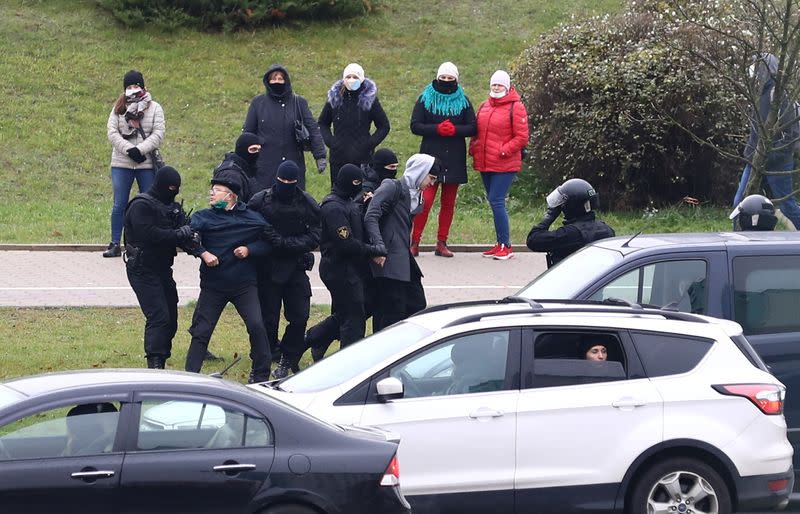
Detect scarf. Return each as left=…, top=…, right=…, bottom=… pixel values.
left=125, top=91, right=152, bottom=120
left=420, top=83, right=468, bottom=117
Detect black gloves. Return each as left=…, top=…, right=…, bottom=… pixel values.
left=126, top=147, right=147, bottom=164
left=174, top=225, right=193, bottom=242
left=536, top=206, right=562, bottom=229
left=263, top=225, right=285, bottom=248
left=365, top=243, right=388, bottom=257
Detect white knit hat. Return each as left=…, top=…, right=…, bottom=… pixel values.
left=437, top=61, right=459, bottom=81
left=342, top=63, right=365, bottom=81
left=490, top=70, right=511, bottom=90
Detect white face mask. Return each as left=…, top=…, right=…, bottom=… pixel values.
left=489, top=90, right=507, bottom=98
left=125, top=87, right=143, bottom=98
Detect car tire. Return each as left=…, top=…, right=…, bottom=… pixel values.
left=627, top=457, right=732, bottom=514
left=261, top=504, right=318, bottom=514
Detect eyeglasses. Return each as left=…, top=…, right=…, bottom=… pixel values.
left=209, top=188, right=230, bottom=195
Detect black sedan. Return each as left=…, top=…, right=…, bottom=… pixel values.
left=0, top=369, right=410, bottom=514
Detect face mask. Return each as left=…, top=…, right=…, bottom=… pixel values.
left=434, top=79, right=458, bottom=94
left=212, top=198, right=230, bottom=210
left=125, top=87, right=143, bottom=98
left=378, top=166, right=398, bottom=181
left=345, top=78, right=362, bottom=91
left=275, top=181, right=296, bottom=200
left=489, top=90, right=507, bottom=99
left=268, top=82, right=286, bottom=95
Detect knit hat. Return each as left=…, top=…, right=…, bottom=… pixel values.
left=342, top=63, right=365, bottom=82
left=123, top=70, right=145, bottom=90
left=437, top=62, right=459, bottom=81
left=578, top=340, right=607, bottom=358
left=276, top=160, right=300, bottom=182
left=211, top=169, right=242, bottom=196
left=490, top=70, right=511, bottom=90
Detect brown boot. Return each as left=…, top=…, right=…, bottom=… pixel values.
left=410, top=240, right=420, bottom=257
left=435, top=240, right=454, bottom=258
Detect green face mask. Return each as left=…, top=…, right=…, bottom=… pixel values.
left=212, top=199, right=229, bottom=210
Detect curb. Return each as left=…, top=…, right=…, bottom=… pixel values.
left=0, top=243, right=532, bottom=253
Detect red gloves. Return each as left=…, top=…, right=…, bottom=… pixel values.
left=436, top=119, right=456, bottom=137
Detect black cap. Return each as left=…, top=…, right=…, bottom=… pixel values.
left=123, top=70, right=145, bottom=90
left=211, top=169, right=242, bottom=196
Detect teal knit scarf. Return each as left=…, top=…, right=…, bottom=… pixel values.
left=420, top=83, right=469, bottom=117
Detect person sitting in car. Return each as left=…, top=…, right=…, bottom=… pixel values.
left=580, top=341, right=608, bottom=362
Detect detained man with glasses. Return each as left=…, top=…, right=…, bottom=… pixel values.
left=184, top=169, right=273, bottom=383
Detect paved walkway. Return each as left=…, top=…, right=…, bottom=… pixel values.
left=0, top=248, right=548, bottom=308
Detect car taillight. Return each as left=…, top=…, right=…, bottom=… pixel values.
left=380, top=454, right=400, bottom=487
left=713, top=384, right=785, bottom=415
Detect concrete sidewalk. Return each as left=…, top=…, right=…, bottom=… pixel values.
left=0, top=248, right=547, bottom=308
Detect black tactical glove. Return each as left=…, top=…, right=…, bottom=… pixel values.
left=536, top=206, right=562, bottom=229
left=263, top=225, right=285, bottom=248
left=174, top=225, right=193, bottom=242
left=365, top=243, right=388, bottom=257
left=126, top=147, right=147, bottom=164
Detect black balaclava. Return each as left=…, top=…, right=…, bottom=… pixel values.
left=235, top=132, right=261, bottom=171
left=371, top=148, right=399, bottom=181
left=275, top=160, right=300, bottom=201
left=433, top=79, right=458, bottom=94
left=149, top=166, right=181, bottom=204
left=335, top=164, right=364, bottom=199
left=123, top=70, right=145, bottom=90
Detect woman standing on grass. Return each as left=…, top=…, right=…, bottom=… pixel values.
left=104, top=70, right=165, bottom=258
left=469, top=70, right=529, bottom=261
left=409, top=61, right=476, bottom=258
left=318, top=63, right=390, bottom=186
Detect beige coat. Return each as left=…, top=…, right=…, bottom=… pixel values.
left=106, top=101, right=165, bottom=169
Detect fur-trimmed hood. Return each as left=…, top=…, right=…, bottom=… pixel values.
left=327, top=78, right=378, bottom=111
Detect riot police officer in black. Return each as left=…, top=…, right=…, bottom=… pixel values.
left=730, top=194, right=778, bottom=231
left=248, top=160, right=321, bottom=379
left=213, top=132, right=262, bottom=203
left=123, top=166, right=195, bottom=369
left=526, top=178, right=615, bottom=267
left=306, top=164, right=387, bottom=358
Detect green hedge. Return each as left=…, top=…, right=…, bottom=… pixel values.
left=511, top=4, right=746, bottom=209
left=97, top=0, right=369, bottom=31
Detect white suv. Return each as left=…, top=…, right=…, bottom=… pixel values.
left=251, top=299, right=793, bottom=513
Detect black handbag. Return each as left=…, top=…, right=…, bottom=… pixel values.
left=293, top=96, right=312, bottom=151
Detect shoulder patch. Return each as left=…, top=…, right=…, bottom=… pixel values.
left=337, top=226, right=350, bottom=239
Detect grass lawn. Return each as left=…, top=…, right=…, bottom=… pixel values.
left=4, top=0, right=727, bottom=246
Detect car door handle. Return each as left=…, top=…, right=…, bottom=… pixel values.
left=612, top=397, right=647, bottom=409
left=469, top=408, right=504, bottom=419
left=71, top=470, right=116, bottom=480
left=213, top=464, right=257, bottom=473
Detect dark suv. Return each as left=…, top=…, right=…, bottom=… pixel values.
left=518, top=231, right=800, bottom=502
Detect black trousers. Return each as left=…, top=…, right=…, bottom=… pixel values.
left=308, top=274, right=366, bottom=354
left=127, top=265, right=178, bottom=360
left=372, top=268, right=427, bottom=332
left=185, top=284, right=271, bottom=380
left=259, top=270, right=311, bottom=363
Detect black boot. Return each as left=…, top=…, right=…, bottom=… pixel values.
left=204, top=350, right=224, bottom=362
left=102, top=242, right=121, bottom=258
left=146, top=355, right=165, bottom=369
left=272, top=356, right=296, bottom=379
left=248, top=369, right=270, bottom=384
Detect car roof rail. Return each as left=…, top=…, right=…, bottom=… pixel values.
left=411, top=297, right=542, bottom=317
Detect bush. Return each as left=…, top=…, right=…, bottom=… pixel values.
left=511, top=4, right=746, bottom=209
left=97, top=0, right=369, bottom=31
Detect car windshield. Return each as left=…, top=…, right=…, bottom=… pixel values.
left=280, top=322, right=434, bottom=393
left=516, top=245, right=623, bottom=299
left=0, top=386, right=25, bottom=410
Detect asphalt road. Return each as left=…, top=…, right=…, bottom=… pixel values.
left=0, top=249, right=548, bottom=308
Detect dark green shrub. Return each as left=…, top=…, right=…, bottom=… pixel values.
left=511, top=6, right=746, bottom=209
left=97, top=0, right=369, bottom=31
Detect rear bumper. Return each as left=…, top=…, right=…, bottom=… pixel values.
left=736, top=466, right=794, bottom=511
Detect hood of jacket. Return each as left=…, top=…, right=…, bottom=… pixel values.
left=262, top=64, right=293, bottom=96
left=488, top=87, right=521, bottom=107
left=402, top=153, right=435, bottom=190
left=327, top=78, right=378, bottom=111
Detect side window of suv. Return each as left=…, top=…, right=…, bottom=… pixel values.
left=630, top=331, right=713, bottom=377
left=589, top=260, right=707, bottom=314
left=528, top=332, right=627, bottom=388
left=733, top=255, right=800, bottom=335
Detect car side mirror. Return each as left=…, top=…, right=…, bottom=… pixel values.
left=376, top=377, right=404, bottom=402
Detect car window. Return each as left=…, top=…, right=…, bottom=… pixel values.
left=630, top=331, right=713, bottom=377
left=517, top=245, right=623, bottom=299
left=0, top=402, right=121, bottom=460
left=529, top=332, right=627, bottom=388
left=137, top=400, right=272, bottom=450
left=589, top=260, right=707, bottom=313
left=389, top=331, right=510, bottom=398
left=733, top=255, right=800, bottom=335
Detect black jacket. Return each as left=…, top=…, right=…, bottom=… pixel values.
left=248, top=187, right=321, bottom=285
left=123, top=193, right=184, bottom=270
left=318, top=79, right=390, bottom=175
left=319, top=190, right=372, bottom=284
left=526, top=212, right=616, bottom=267
left=213, top=153, right=257, bottom=203
left=410, top=93, right=477, bottom=184
left=243, top=64, right=326, bottom=191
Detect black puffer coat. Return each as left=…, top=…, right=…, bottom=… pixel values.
left=243, top=64, right=326, bottom=192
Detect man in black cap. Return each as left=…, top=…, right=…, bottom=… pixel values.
left=185, top=170, right=273, bottom=383
left=305, top=164, right=387, bottom=359
left=248, top=160, right=321, bottom=379
left=123, top=166, right=195, bottom=369
left=213, top=132, right=262, bottom=203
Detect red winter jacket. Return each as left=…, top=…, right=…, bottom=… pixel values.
left=469, top=88, right=529, bottom=172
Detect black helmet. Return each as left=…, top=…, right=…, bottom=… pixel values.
left=730, top=194, right=777, bottom=231
left=547, top=178, right=599, bottom=220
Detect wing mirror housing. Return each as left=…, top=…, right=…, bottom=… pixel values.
left=376, top=377, right=404, bottom=402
